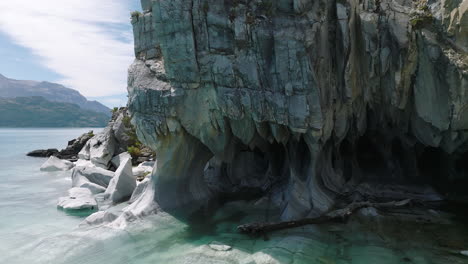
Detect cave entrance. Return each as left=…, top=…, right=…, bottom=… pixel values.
left=204, top=139, right=291, bottom=202
left=356, top=135, right=388, bottom=179
left=417, top=147, right=468, bottom=198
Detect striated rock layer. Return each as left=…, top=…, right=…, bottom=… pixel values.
left=127, top=0, right=468, bottom=220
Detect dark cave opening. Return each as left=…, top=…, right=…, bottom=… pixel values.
left=348, top=131, right=468, bottom=201
left=417, top=147, right=468, bottom=198
left=355, top=134, right=388, bottom=179
left=204, top=140, right=291, bottom=201
left=417, top=147, right=444, bottom=183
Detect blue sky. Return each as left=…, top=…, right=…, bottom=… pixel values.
left=0, top=0, right=141, bottom=108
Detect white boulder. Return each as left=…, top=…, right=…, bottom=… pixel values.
left=71, top=174, right=106, bottom=194
left=40, top=156, right=75, bottom=171
left=74, top=159, right=107, bottom=169
left=111, top=152, right=132, bottom=168
left=77, top=127, right=116, bottom=168
left=71, top=166, right=114, bottom=188
left=57, top=188, right=98, bottom=210
left=77, top=141, right=91, bottom=160
left=209, top=242, right=232, bottom=251
left=89, top=127, right=116, bottom=167
left=105, top=157, right=136, bottom=203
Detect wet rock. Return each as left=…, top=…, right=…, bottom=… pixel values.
left=57, top=188, right=98, bottom=211
left=40, top=156, right=75, bottom=171
left=27, top=149, right=58, bottom=157
left=209, top=242, right=232, bottom=252
left=55, top=131, right=94, bottom=160
left=80, top=211, right=118, bottom=226
left=358, top=207, right=380, bottom=217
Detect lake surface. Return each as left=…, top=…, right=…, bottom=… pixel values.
left=1, top=128, right=467, bottom=264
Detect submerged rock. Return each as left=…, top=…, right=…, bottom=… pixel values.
left=40, top=156, right=75, bottom=171
left=57, top=188, right=97, bottom=211
left=104, top=157, right=136, bottom=203
left=80, top=211, right=118, bottom=227
left=209, top=242, right=232, bottom=252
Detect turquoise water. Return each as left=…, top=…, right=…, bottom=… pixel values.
left=1, top=128, right=467, bottom=264
left=0, top=129, right=101, bottom=255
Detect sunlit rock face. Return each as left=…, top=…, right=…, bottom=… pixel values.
left=127, top=0, right=468, bottom=220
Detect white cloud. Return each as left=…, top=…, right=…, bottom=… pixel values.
left=0, top=0, right=135, bottom=97
left=90, top=94, right=129, bottom=108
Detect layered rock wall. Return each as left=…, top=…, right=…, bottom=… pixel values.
left=127, top=0, right=468, bottom=220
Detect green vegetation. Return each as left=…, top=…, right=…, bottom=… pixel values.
left=111, top=107, right=119, bottom=113
left=410, top=15, right=433, bottom=28
left=0, top=96, right=109, bottom=127
left=410, top=0, right=433, bottom=28
left=131, top=10, right=142, bottom=18
left=122, top=114, right=146, bottom=159
left=127, top=145, right=142, bottom=157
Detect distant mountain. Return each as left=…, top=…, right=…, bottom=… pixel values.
left=0, top=74, right=110, bottom=115
left=0, top=97, right=109, bottom=127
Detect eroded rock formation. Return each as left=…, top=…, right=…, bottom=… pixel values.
left=127, top=0, right=468, bottom=220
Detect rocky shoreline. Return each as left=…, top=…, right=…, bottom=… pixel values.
left=28, top=108, right=155, bottom=221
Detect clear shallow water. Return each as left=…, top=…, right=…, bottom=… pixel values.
left=1, top=128, right=468, bottom=264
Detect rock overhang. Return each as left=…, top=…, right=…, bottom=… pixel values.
left=126, top=0, right=468, bottom=220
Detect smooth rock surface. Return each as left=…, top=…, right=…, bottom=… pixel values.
left=105, top=157, right=136, bottom=203
left=71, top=166, right=114, bottom=188
left=57, top=188, right=97, bottom=211
left=111, top=152, right=132, bottom=168
left=80, top=211, right=118, bottom=226
left=129, top=178, right=150, bottom=203
left=40, top=156, right=75, bottom=171
left=71, top=174, right=106, bottom=194
left=209, top=242, right=232, bottom=252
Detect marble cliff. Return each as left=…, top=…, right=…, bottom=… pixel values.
left=126, top=0, right=468, bottom=221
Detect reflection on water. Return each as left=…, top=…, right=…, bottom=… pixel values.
left=1, top=128, right=467, bottom=264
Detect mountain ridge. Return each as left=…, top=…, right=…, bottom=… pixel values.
left=0, top=96, right=109, bottom=127
left=0, top=74, right=110, bottom=115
